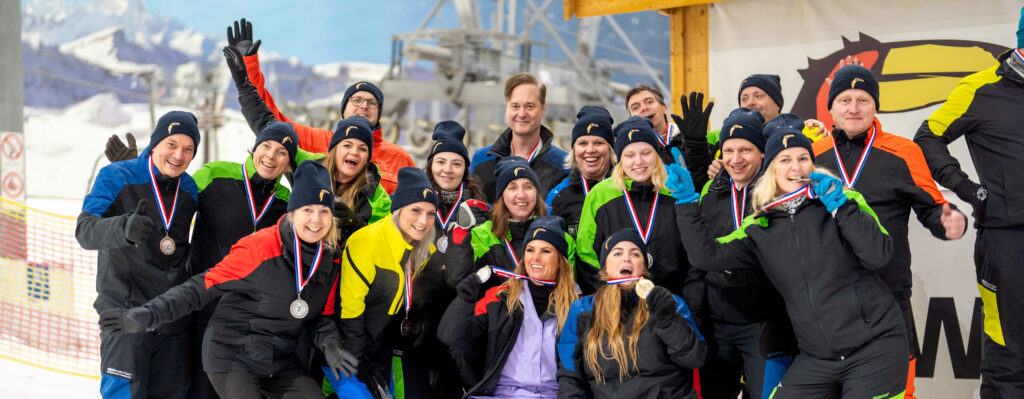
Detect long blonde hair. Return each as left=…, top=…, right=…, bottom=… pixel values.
left=285, top=211, right=339, bottom=251
left=611, top=155, right=667, bottom=193
left=751, top=161, right=840, bottom=213
left=584, top=272, right=650, bottom=384
left=499, top=255, right=576, bottom=333
left=489, top=194, right=547, bottom=240
left=323, top=146, right=371, bottom=210
left=391, top=206, right=436, bottom=275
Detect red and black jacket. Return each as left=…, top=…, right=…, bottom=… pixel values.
left=144, top=218, right=341, bottom=376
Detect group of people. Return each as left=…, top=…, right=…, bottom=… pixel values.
left=74, top=14, right=1024, bottom=399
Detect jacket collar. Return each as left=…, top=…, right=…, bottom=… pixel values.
left=832, top=117, right=882, bottom=146
left=488, top=125, right=556, bottom=159
left=997, top=50, right=1024, bottom=86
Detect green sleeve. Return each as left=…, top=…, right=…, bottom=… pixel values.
left=296, top=148, right=324, bottom=164
left=706, top=129, right=720, bottom=146
left=470, top=221, right=499, bottom=261
left=368, top=184, right=391, bottom=223
left=845, top=190, right=889, bottom=235
left=574, top=180, right=621, bottom=271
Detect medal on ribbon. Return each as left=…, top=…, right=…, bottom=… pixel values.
left=622, top=189, right=659, bottom=244
left=491, top=266, right=555, bottom=286
left=832, top=125, right=876, bottom=188
left=242, top=164, right=277, bottom=233
left=147, top=159, right=180, bottom=256
left=290, top=225, right=323, bottom=319
left=731, top=179, right=747, bottom=230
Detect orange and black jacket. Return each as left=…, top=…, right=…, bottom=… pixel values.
left=143, top=218, right=341, bottom=376
left=814, top=118, right=953, bottom=297
left=914, top=50, right=1024, bottom=229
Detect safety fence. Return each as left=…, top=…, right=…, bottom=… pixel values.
left=0, top=197, right=100, bottom=379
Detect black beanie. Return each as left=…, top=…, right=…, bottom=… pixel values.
left=427, top=120, right=470, bottom=162
left=720, top=108, right=766, bottom=153
left=763, top=113, right=805, bottom=140
left=391, top=167, right=438, bottom=211
left=763, top=127, right=815, bottom=169
left=827, top=65, right=879, bottom=110
left=613, top=116, right=662, bottom=159
left=149, top=110, right=200, bottom=152
left=600, top=228, right=649, bottom=268
left=341, top=81, right=384, bottom=127
left=330, top=115, right=375, bottom=160
left=287, top=160, right=334, bottom=211
left=738, top=74, right=784, bottom=109
left=253, top=121, right=299, bottom=169
left=525, top=215, right=568, bottom=257
left=494, top=156, right=540, bottom=197
left=571, top=106, right=614, bottom=147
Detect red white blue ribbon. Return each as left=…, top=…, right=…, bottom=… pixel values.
left=291, top=225, right=323, bottom=296
left=581, top=176, right=591, bottom=196
left=511, top=140, right=541, bottom=162
left=731, top=179, right=747, bottom=230
left=435, top=183, right=463, bottom=230
left=656, top=122, right=676, bottom=147
left=147, top=159, right=180, bottom=233
left=762, top=185, right=817, bottom=212
left=242, top=164, right=277, bottom=229
left=1015, top=48, right=1024, bottom=63
left=831, top=125, right=876, bottom=188
left=503, top=239, right=520, bottom=267
left=404, top=261, right=413, bottom=313
left=491, top=266, right=556, bottom=286
left=622, top=189, right=660, bottom=244
left=606, top=276, right=642, bottom=285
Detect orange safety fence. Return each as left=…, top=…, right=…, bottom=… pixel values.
left=0, top=197, right=100, bottom=379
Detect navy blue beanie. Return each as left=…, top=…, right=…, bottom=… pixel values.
left=287, top=160, right=334, bottom=211
left=253, top=121, right=299, bottom=169
left=613, top=116, right=662, bottom=159
left=763, top=127, right=815, bottom=169
left=828, top=65, right=879, bottom=110
left=525, top=215, right=568, bottom=257
left=571, top=106, right=614, bottom=147
left=391, top=167, right=438, bottom=211
left=149, top=110, right=200, bottom=152
left=763, top=113, right=805, bottom=140
left=427, top=120, right=470, bottom=162
left=494, top=156, right=540, bottom=197
left=600, top=229, right=649, bottom=268
left=738, top=74, right=784, bottom=109
left=330, top=115, right=375, bottom=160
left=341, top=81, right=384, bottom=127
left=720, top=108, right=766, bottom=153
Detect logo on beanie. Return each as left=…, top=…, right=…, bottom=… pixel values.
left=628, top=129, right=639, bottom=140
left=587, top=123, right=599, bottom=134
left=851, top=78, right=864, bottom=90
left=319, top=189, right=331, bottom=201
left=282, top=137, right=292, bottom=144
left=782, top=134, right=795, bottom=147
left=168, top=122, right=180, bottom=134
left=514, top=167, right=525, bottom=177
left=432, top=142, right=442, bottom=154
left=729, top=125, right=743, bottom=137
left=345, top=126, right=358, bottom=136
left=422, top=188, right=432, bottom=198
left=356, top=82, right=366, bottom=90
left=532, top=228, right=546, bottom=238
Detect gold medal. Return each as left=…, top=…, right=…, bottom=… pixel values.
left=635, top=278, right=655, bottom=300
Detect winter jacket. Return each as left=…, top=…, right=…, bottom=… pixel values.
left=188, top=157, right=292, bottom=276
left=814, top=118, right=953, bottom=297
left=341, top=163, right=393, bottom=236
left=143, top=219, right=340, bottom=376
left=675, top=191, right=906, bottom=360
left=77, top=153, right=198, bottom=335
left=557, top=291, right=706, bottom=399
left=438, top=283, right=562, bottom=398
left=687, top=174, right=785, bottom=325
left=575, top=179, right=689, bottom=297
left=338, top=213, right=434, bottom=377
left=470, top=127, right=569, bottom=203
left=914, top=50, right=1024, bottom=228
left=241, top=53, right=416, bottom=194
left=545, top=170, right=604, bottom=238
left=443, top=219, right=576, bottom=289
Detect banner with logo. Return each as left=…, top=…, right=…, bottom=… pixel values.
left=709, top=0, right=1020, bottom=397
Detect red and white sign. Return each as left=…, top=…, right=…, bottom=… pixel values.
left=1, top=131, right=26, bottom=203
left=2, top=133, right=23, bottom=161
left=3, top=171, right=24, bottom=198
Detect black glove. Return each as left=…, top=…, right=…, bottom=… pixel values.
left=644, top=286, right=679, bottom=327
left=322, top=341, right=359, bottom=379
left=953, top=180, right=987, bottom=220
left=333, top=201, right=365, bottom=231
left=99, top=306, right=153, bottom=335
left=124, top=200, right=155, bottom=245
left=226, top=18, right=261, bottom=57
left=104, top=133, right=137, bottom=163
left=670, top=91, right=715, bottom=146
left=456, top=268, right=488, bottom=302
left=223, top=45, right=252, bottom=89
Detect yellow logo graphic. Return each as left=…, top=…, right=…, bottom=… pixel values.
left=319, top=189, right=331, bottom=201
left=532, top=228, right=546, bottom=238
left=355, top=82, right=366, bottom=90
left=514, top=167, right=524, bottom=177
left=729, top=125, right=742, bottom=137
left=432, top=142, right=442, bottom=154
left=628, top=129, right=639, bottom=140
left=587, top=123, right=599, bottom=134
left=782, top=134, right=795, bottom=147
left=851, top=78, right=864, bottom=89
left=422, top=188, right=432, bottom=198
left=282, top=137, right=292, bottom=144
left=168, top=122, right=180, bottom=134
left=345, top=126, right=358, bottom=136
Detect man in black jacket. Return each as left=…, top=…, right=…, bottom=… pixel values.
left=77, top=111, right=201, bottom=399
left=914, top=16, right=1024, bottom=397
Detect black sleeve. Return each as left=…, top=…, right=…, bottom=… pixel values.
left=145, top=273, right=225, bottom=327
left=683, top=138, right=713, bottom=190
left=653, top=309, right=707, bottom=369
left=314, top=316, right=342, bottom=351
left=674, top=203, right=758, bottom=272
left=913, top=119, right=975, bottom=193
left=442, top=227, right=475, bottom=288
left=75, top=212, right=132, bottom=250
left=237, top=79, right=279, bottom=135
left=437, top=295, right=488, bottom=388
left=833, top=197, right=894, bottom=270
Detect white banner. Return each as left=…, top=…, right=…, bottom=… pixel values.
left=709, top=1, right=1021, bottom=397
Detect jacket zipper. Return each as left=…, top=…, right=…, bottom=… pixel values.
left=790, top=214, right=834, bottom=356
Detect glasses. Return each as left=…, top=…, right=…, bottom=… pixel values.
left=349, top=97, right=379, bottom=109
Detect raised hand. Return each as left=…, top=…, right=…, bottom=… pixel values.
left=226, top=18, right=262, bottom=56
left=124, top=200, right=154, bottom=245
left=808, top=172, right=847, bottom=212
left=665, top=148, right=699, bottom=204
left=670, top=91, right=715, bottom=147
left=104, top=133, right=138, bottom=163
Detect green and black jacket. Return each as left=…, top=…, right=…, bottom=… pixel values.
left=576, top=178, right=689, bottom=296
left=676, top=191, right=905, bottom=360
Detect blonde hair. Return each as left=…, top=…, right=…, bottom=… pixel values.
left=489, top=191, right=548, bottom=239
left=611, top=154, right=667, bottom=193
left=751, top=160, right=840, bottom=213
left=285, top=211, right=339, bottom=251
left=499, top=255, right=576, bottom=333
left=323, top=146, right=371, bottom=210
left=584, top=272, right=650, bottom=384
left=392, top=206, right=436, bottom=277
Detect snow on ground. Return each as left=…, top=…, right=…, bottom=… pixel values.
left=0, top=357, right=100, bottom=399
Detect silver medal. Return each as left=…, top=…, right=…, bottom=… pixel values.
left=635, top=278, right=655, bottom=300
left=159, top=234, right=175, bottom=255
left=437, top=235, right=448, bottom=253
left=289, top=298, right=309, bottom=319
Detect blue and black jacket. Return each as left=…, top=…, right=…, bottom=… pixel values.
left=470, top=126, right=569, bottom=203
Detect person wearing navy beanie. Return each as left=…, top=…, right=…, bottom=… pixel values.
left=739, top=74, right=783, bottom=122
left=827, top=65, right=879, bottom=111
left=323, top=114, right=392, bottom=245
left=763, top=113, right=805, bottom=140
left=525, top=215, right=569, bottom=257
left=253, top=121, right=299, bottom=170
left=329, top=115, right=375, bottom=159
left=612, top=116, right=663, bottom=159
left=547, top=106, right=615, bottom=237
left=424, top=120, right=488, bottom=237
left=494, top=156, right=541, bottom=199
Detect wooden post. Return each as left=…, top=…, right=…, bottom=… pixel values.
left=669, top=4, right=708, bottom=114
